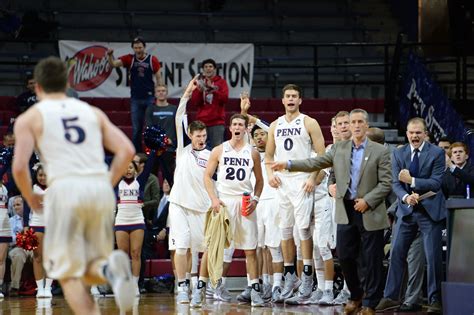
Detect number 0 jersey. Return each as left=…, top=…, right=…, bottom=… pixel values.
left=36, top=98, right=108, bottom=185
left=217, top=141, right=254, bottom=197
left=274, top=114, right=312, bottom=176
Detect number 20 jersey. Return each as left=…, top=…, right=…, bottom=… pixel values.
left=274, top=114, right=312, bottom=177
left=36, top=98, right=108, bottom=184
left=217, top=141, right=254, bottom=196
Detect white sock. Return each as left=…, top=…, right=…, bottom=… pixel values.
left=273, top=273, right=283, bottom=289
left=325, top=280, right=333, bottom=291
left=263, top=274, right=270, bottom=285
left=221, top=277, right=227, bottom=286
left=36, top=279, right=43, bottom=289
left=343, top=280, right=349, bottom=292
left=316, top=270, right=325, bottom=290
left=186, top=272, right=191, bottom=281
left=132, top=276, right=139, bottom=286
left=268, top=274, right=274, bottom=285
left=191, top=276, right=198, bottom=288
left=246, top=274, right=251, bottom=286
left=44, top=278, right=53, bottom=289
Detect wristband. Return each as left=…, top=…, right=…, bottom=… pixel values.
left=251, top=195, right=260, bottom=203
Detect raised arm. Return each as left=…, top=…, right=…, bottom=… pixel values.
left=107, top=49, right=123, bottom=68
left=175, top=76, right=199, bottom=157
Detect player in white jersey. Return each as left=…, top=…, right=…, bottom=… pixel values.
left=25, top=164, right=54, bottom=298
left=165, top=78, right=212, bottom=305
left=265, top=84, right=326, bottom=304
left=239, top=98, right=284, bottom=303
left=203, top=114, right=264, bottom=307
left=0, top=182, right=10, bottom=298
left=12, top=57, right=136, bottom=314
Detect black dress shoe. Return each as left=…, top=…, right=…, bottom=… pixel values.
left=427, top=300, right=442, bottom=314
left=399, top=303, right=422, bottom=312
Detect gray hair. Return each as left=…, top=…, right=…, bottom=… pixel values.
left=349, top=108, right=369, bottom=123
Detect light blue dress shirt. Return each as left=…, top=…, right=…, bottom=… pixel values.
left=347, top=137, right=368, bottom=200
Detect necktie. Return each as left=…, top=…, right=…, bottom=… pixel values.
left=409, top=148, right=419, bottom=177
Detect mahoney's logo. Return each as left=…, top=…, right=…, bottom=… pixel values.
left=67, top=45, right=112, bottom=91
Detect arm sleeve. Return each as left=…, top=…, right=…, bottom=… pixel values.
left=145, top=105, right=153, bottom=127
left=451, top=167, right=474, bottom=185
left=151, top=56, right=161, bottom=73
left=255, top=119, right=270, bottom=132
left=175, top=97, right=189, bottom=158
left=118, top=55, right=132, bottom=68
left=213, top=79, right=229, bottom=105
left=143, top=177, right=160, bottom=220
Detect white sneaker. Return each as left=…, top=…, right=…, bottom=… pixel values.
left=43, top=288, right=53, bottom=298
left=0, top=292, right=4, bottom=298
left=36, top=287, right=45, bottom=298
left=176, top=283, right=190, bottom=304
left=90, top=285, right=101, bottom=296
left=318, top=289, right=334, bottom=305
left=333, top=289, right=351, bottom=305
left=105, top=250, right=135, bottom=312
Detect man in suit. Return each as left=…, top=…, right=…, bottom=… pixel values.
left=270, top=108, right=392, bottom=315
left=376, top=117, right=445, bottom=314
left=442, top=141, right=474, bottom=198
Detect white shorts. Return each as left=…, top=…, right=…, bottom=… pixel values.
left=313, top=196, right=336, bottom=249
left=256, top=198, right=281, bottom=248
left=29, top=211, right=45, bottom=230
left=0, top=208, right=11, bottom=241
left=43, top=176, right=116, bottom=280
left=221, top=195, right=257, bottom=250
left=277, top=173, right=314, bottom=229
left=168, top=203, right=206, bottom=253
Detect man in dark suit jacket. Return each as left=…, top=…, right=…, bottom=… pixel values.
left=270, top=109, right=392, bottom=315
left=442, top=141, right=474, bottom=198
left=376, top=117, right=445, bottom=314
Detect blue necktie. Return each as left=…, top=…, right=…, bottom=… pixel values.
left=409, top=148, right=419, bottom=177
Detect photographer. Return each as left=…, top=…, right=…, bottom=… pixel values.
left=188, top=59, right=229, bottom=148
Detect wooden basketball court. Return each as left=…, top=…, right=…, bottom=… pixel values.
left=1, top=294, right=430, bottom=314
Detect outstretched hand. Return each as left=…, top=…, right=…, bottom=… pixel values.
left=266, top=161, right=288, bottom=172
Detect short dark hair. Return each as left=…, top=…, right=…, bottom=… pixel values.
left=282, top=84, right=303, bottom=98
left=188, top=120, right=207, bottom=134
left=135, top=153, right=148, bottom=164
left=251, top=124, right=266, bottom=138
left=229, top=114, right=249, bottom=128
left=201, top=58, right=217, bottom=68
left=34, top=56, right=68, bottom=93
left=438, top=136, right=453, bottom=144
left=131, top=36, right=146, bottom=47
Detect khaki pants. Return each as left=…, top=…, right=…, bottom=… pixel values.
left=9, top=247, right=33, bottom=289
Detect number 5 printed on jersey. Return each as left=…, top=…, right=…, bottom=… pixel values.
left=62, top=117, right=86, bottom=144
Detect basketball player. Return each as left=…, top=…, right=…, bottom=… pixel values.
left=202, top=114, right=264, bottom=307
left=240, top=98, right=284, bottom=303
left=12, top=56, right=136, bottom=315
left=167, top=77, right=212, bottom=304
left=265, top=84, right=326, bottom=304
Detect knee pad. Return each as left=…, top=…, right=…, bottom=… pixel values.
left=268, top=247, right=283, bottom=263
left=296, top=245, right=302, bottom=261
left=223, top=248, right=234, bottom=263
left=281, top=227, right=293, bottom=241
left=298, top=227, right=312, bottom=241
left=175, top=248, right=187, bottom=255
left=319, top=246, right=333, bottom=261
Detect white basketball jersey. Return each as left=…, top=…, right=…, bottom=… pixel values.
left=169, top=145, right=211, bottom=212
left=274, top=114, right=312, bottom=176
left=252, top=151, right=276, bottom=200
left=36, top=98, right=108, bottom=185
left=217, top=141, right=254, bottom=196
